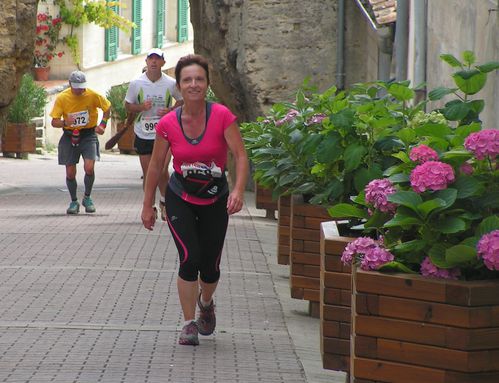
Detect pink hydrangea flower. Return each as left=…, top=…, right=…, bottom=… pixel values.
left=459, top=162, right=474, bottom=175
left=477, top=230, right=499, bottom=271
left=275, top=109, right=299, bottom=127
left=410, top=161, right=455, bottom=193
left=365, top=179, right=397, bottom=213
left=464, top=129, right=499, bottom=160
left=409, top=145, right=439, bottom=163
left=307, top=113, right=327, bottom=125
left=360, top=246, right=394, bottom=270
left=420, top=256, right=461, bottom=280
left=341, top=237, right=377, bottom=265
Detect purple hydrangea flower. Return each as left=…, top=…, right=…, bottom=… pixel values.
left=341, top=237, right=377, bottom=265
left=307, top=113, right=327, bottom=125
left=341, top=237, right=393, bottom=271
left=365, top=179, right=397, bottom=213
left=360, top=246, right=395, bottom=270
left=275, top=110, right=299, bottom=127
left=410, top=161, right=455, bottom=193
left=477, top=230, right=499, bottom=271
left=409, top=145, right=439, bottom=163
left=420, top=256, right=461, bottom=280
left=464, top=129, right=499, bottom=160
left=459, top=162, right=474, bottom=175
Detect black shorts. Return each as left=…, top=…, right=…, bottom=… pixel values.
left=134, top=136, right=154, bottom=155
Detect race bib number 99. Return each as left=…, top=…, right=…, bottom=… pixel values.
left=68, top=111, right=89, bottom=127
left=140, top=117, right=160, bottom=134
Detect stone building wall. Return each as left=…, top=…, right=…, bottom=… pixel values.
left=189, top=1, right=380, bottom=122
left=190, top=0, right=338, bottom=122
left=0, top=0, right=38, bottom=137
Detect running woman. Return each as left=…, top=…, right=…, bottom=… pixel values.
left=141, top=54, right=248, bottom=346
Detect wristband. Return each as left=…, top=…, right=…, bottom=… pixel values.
left=99, top=119, right=108, bottom=128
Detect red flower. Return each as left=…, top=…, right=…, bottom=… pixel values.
left=33, top=12, right=64, bottom=67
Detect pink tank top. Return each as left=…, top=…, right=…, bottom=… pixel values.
left=156, top=102, right=237, bottom=204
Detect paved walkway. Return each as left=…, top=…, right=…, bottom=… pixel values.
left=0, top=153, right=346, bottom=383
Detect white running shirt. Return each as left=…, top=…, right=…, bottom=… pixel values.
left=125, top=72, right=182, bottom=140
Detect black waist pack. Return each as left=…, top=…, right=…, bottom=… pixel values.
left=174, top=171, right=227, bottom=199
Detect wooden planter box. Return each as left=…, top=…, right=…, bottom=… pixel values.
left=351, top=269, right=499, bottom=383
left=1, top=122, right=36, bottom=157
left=255, top=182, right=277, bottom=218
left=320, top=221, right=355, bottom=373
left=277, top=195, right=292, bottom=265
left=117, top=123, right=136, bottom=154
left=289, top=194, right=331, bottom=311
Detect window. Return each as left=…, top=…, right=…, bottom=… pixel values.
left=105, top=2, right=119, bottom=61
left=131, top=0, right=142, bottom=54
left=177, top=0, right=188, bottom=42
left=156, top=0, right=166, bottom=48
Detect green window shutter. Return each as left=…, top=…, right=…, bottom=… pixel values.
left=132, top=0, right=142, bottom=54
left=177, top=0, right=188, bottom=43
left=105, top=3, right=119, bottom=61
left=156, top=0, right=165, bottom=48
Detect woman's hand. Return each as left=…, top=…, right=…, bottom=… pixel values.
left=141, top=205, right=156, bottom=230
left=227, top=190, right=244, bottom=215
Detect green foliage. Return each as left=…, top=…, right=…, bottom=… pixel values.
left=428, top=51, right=499, bottom=125
left=106, top=83, right=128, bottom=122
left=241, top=78, right=417, bottom=205
left=7, top=74, right=48, bottom=123
left=329, top=51, right=498, bottom=280
left=54, top=0, right=135, bottom=65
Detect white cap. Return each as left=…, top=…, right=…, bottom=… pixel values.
left=69, top=71, right=87, bottom=89
left=146, top=48, right=165, bottom=59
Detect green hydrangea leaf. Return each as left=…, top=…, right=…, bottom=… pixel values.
left=477, top=216, right=499, bottom=237
left=436, top=216, right=466, bottom=234
left=452, top=70, right=487, bottom=95
left=428, top=87, right=457, bottom=101
left=387, top=191, right=423, bottom=210
left=445, top=244, right=477, bottom=266
left=328, top=204, right=368, bottom=219
left=476, top=61, right=499, bottom=73
left=440, top=54, right=462, bottom=68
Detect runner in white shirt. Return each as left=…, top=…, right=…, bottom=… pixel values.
left=125, top=48, right=183, bottom=220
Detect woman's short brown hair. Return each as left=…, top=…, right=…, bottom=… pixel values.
left=174, top=54, right=210, bottom=85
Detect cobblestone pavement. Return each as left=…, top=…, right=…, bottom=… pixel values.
left=0, top=153, right=346, bottom=383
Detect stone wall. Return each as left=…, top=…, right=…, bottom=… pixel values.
left=190, top=0, right=338, bottom=122
left=0, top=0, right=38, bottom=137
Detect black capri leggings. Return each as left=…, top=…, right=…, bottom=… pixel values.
left=165, top=186, right=229, bottom=283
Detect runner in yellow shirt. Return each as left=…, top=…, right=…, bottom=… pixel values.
left=50, top=71, right=111, bottom=214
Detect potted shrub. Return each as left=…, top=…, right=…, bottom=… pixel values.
left=106, top=83, right=135, bottom=153
left=332, top=51, right=499, bottom=382
left=2, top=73, right=47, bottom=158
left=242, top=79, right=418, bottom=305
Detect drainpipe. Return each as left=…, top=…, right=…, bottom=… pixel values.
left=395, top=0, right=409, bottom=81
left=336, top=0, right=345, bottom=90
left=413, top=0, right=427, bottom=103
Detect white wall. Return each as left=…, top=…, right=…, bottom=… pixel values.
left=38, top=0, right=194, bottom=149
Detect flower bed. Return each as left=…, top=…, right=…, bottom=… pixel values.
left=351, top=269, right=499, bottom=382
left=289, top=195, right=331, bottom=314
left=277, top=195, right=292, bottom=265
left=320, top=221, right=355, bottom=372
